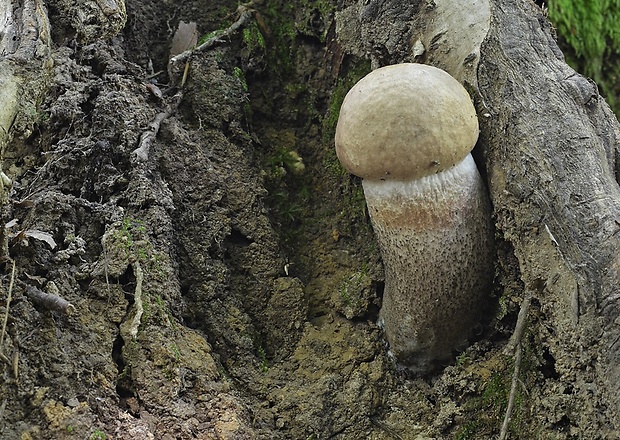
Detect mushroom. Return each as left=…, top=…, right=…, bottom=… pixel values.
left=335, top=63, right=494, bottom=372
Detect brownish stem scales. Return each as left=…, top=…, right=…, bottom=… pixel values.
left=366, top=155, right=494, bottom=371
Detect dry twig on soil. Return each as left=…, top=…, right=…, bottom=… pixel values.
left=168, top=7, right=254, bottom=67
left=131, top=94, right=182, bottom=163
left=503, top=294, right=531, bottom=356
left=134, top=6, right=254, bottom=163
left=22, top=281, right=75, bottom=315
left=0, top=261, right=15, bottom=356
left=499, top=294, right=531, bottom=440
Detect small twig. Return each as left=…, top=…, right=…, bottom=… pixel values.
left=168, top=8, right=253, bottom=67
left=0, top=398, right=6, bottom=430
left=23, top=282, right=75, bottom=315
left=0, top=260, right=15, bottom=353
left=571, top=283, right=579, bottom=324
left=499, top=341, right=523, bottom=440
left=129, top=260, right=144, bottom=339
left=131, top=92, right=182, bottom=163
left=499, top=294, right=531, bottom=440
left=503, top=294, right=531, bottom=355
left=11, top=349, right=18, bottom=381
left=131, top=106, right=174, bottom=162
left=146, top=70, right=165, bottom=80
left=102, top=237, right=111, bottom=298
left=137, top=7, right=254, bottom=164
left=180, top=60, right=191, bottom=88
left=518, top=378, right=529, bottom=396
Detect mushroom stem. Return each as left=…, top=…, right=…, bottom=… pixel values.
left=365, top=154, right=494, bottom=371
left=335, top=63, right=494, bottom=372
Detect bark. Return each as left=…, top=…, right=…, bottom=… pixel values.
left=479, top=0, right=620, bottom=426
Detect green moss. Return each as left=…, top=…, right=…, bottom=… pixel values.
left=269, top=189, right=305, bottom=222
left=455, top=352, right=471, bottom=368
left=114, top=217, right=169, bottom=271
left=454, top=420, right=480, bottom=440
left=320, top=60, right=373, bottom=235
left=242, top=21, right=267, bottom=52
left=268, top=147, right=304, bottom=175
left=197, top=28, right=226, bottom=46
left=314, top=0, right=335, bottom=24
left=264, top=2, right=297, bottom=75
left=115, top=217, right=144, bottom=249
left=233, top=66, right=248, bottom=92
left=548, top=0, right=620, bottom=112
left=257, top=345, right=269, bottom=372
left=89, top=430, right=107, bottom=440
left=338, top=280, right=354, bottom=307
left=548, top=0, right=618, bottom=76
left=322, top=60, right=372, bottom=144
left=482, top=371, right=509, bottom=410
left=108, top=216, right=175, bottom=333
left=450, top=348, right=532, bottom=439
left=261, top=127, right=309, bottom=233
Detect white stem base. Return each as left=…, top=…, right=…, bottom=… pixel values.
left=363, top=154, right=494, bottom=372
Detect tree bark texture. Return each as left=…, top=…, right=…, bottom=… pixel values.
left=479, top=0, right=620, bottom=427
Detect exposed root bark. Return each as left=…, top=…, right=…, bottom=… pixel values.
left=131, top=92, right=182, bottom=163
left=128, top=260, right=144, bottom=339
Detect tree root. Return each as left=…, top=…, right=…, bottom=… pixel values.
left=128, top=260, right=143, bottom=339
left=131, top=93, right=182, bottom=163
left=503, top=294, right=531, bottom=356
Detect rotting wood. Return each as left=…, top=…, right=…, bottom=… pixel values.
left=23, top=283, right=75, bottom=315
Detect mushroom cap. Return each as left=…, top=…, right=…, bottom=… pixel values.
left=335, top=63, right=479, bottom=181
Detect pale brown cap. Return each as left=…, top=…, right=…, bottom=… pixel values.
left=335, top=63, right=479, bottom=181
